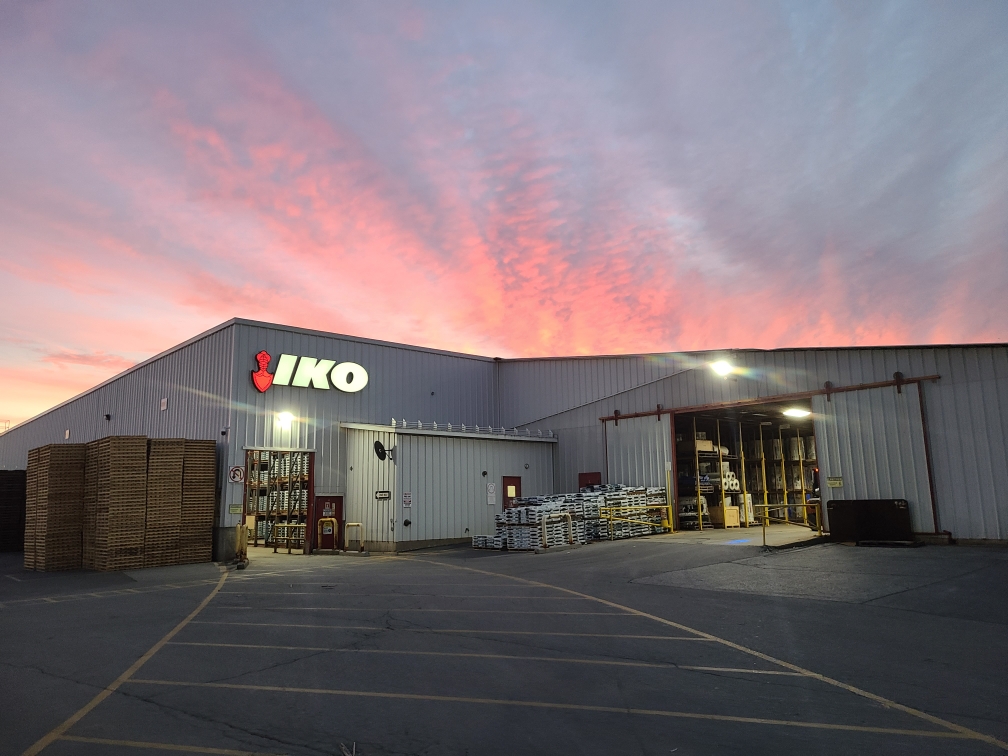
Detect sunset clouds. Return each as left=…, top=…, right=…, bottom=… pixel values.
left=1, top=1, right=1006, bottom=425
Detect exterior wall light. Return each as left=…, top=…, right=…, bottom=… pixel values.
left=710, top=360, right=733, bottom=377
left=783, top=408, right=811, bottom=418
left=277, top=411, right=294, bottom=430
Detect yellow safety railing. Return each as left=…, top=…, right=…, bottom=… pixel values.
left=758, top=501, right=823, bottom=547
left=344, top=522, right=365, bottom=553
left=599, top=504, right=671, bottom=539
left=540, top=512, right=574, bottom=548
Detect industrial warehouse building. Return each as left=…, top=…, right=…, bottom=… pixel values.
left=1, top=318, right=1006, bottom=558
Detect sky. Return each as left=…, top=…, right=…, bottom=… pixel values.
left=1, top=1, right=1006, bottom=427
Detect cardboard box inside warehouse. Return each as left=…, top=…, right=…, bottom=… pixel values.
left=1, top=319, right=1006, bottom=566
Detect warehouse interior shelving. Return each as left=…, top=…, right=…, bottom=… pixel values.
left=244, top=449, right=314, bottom=553
left=673, top=403, right=819, bottom=531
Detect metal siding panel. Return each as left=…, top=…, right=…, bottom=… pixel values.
left=394, top=433, right=553, bottom=543
left=813, top=385, right=933, bottom=532
left=224, top=322, right=497, bottom=528
left=605, top=415, right=671, bottom=488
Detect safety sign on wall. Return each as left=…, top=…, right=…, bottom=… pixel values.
left=228, top=466, right=245, bottom=484
left=486, top=482, right=496, bottom=507
left=403, top=492, right=412, bottom=508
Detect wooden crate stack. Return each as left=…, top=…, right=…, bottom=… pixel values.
left=143, top=439, right=184, bottom=568
left=93, top=436, right=148, bottom=572
left=23, top=449, right=38, bottom=568
left=83, top=440, right=98, bottom=569
left=23, top=435, right=217, bottom=571
left=0, top=470, right=27, bottom=552
left=180, top=440, right=216, bottom=564
left=24, top=444, right=87, bottom=571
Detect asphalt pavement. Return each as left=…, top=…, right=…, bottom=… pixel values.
left=2, top=532, right=1006, bottom=755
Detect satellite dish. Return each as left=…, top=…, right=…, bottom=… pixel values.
left=374, top=440, right=387, bottom=461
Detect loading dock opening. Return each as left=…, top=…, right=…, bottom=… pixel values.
left=672, top=402, right=820, bottom=533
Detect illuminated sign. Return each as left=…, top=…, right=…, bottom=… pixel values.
left=252, top=350, right=369, bottom=394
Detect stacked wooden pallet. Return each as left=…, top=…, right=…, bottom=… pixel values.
left=25, top=444, right=87, bottom=571
left=93, top=436, right=148, bottom=571
left=0, top=470, right=27, bottom=552
left=180, top=440, right=216, bottom=564
left=143, top=439, right=184, bottom=568
left=83, top=440, right=98, bottom=569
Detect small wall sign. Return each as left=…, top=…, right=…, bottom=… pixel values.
left=486, top=482, right=496, bottom=506
left=375, top=490, right=391, bottom=500
left=228, top=466, right=245, bottom=484
left=826, top=476, right=844, bottom=488
left=403, top=492, right=412, bottom=508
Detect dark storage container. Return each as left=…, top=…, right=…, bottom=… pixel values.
left=826, top=499, right=914, bottom=543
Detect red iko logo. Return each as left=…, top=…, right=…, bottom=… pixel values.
left=252, top=350, right=369, bottom=394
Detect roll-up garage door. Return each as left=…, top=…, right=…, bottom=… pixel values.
left=812, top=385, right=934, bottom=533
left=606, top=415, right=671, bottom=488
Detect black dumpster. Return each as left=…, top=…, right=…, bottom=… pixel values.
left=826, top=499, right=914, bottom=543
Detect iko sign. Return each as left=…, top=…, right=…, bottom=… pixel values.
left=252, top=350, right=368, bottom=394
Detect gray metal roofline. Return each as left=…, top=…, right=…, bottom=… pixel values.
left=230, top=318, right=496, bottom=363
left=1, top=319, right=239, bottom=435
left=499, top=342, right=1008, bottom=363
left=339, top=421, right=558, bottom=442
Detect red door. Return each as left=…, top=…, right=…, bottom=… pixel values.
left=313, top=495, right=343, bottom=551
left=502, top=476, right=522, bottom=509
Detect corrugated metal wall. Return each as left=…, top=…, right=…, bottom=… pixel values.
left=499, top=353, right=697, bottom=428
left=606, top=415, right=671, bottom=489
left=224, top=321, right=499, bottom=527
left=344, top=427, right=398, bottom=547
left=3, top=315, right=1006, bottom=541
left=924, top=347, right=1008, bottom=539
left=813, top=386, right=934, bottom=533
left=0, top=325, right=235, bottom=519
left=516, top=346, right=1008, bottom=539
left=396, top=431, right=555, bottom=544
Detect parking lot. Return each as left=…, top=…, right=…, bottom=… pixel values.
left=3, top=536, right=1007, bottom=755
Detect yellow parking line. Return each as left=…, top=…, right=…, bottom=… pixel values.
left=216, top=596, right=588, bottom=600
left=167, top=642, right=799, bottom=674
left=210, top=606, right=628, bottom=615
left=19, top=569, right=229, bottom=756
left=411, top=557, right=1008, bottom=751
left=127, top=679, right=966, bottom=740
left=57, top=735, right=279, bottom=755
left=190, top=620, right=713, bottom=640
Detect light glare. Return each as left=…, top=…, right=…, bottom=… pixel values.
left=711, top=360, right=733, bottom=377
left=783, top=408, right=811, bottom=418
left=277, top=411, right=294, bottom=430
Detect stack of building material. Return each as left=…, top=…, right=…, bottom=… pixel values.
left=93, top=436, right=148, bottom=572
left=476, top=484, right=669, bottom=550
left=180, top=440, right=216, bottom=564
left=0, top=470, right=27, bottom=552
left=143, top=439, right=184, bottom=568
left=25, top=444, right=87, bottom=571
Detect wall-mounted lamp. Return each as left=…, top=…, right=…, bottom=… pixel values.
left=710, top=360, right=733, bottom=377
left=104, top=413, right=111, bottom=422
left=277, top=412, right=294, bottom=430
left=782, top=408, right=811, bottom=418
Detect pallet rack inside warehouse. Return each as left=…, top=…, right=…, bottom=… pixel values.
left=244, top=449, right=313, bottom=553
left=742, top=420, right=820, bottom=530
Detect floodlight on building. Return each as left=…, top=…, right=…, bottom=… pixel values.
left=277, top=411, right=294, bottom=430
left=783, top=408, right=811, bottom=418
left=710, top=360, right=733, bottom=377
